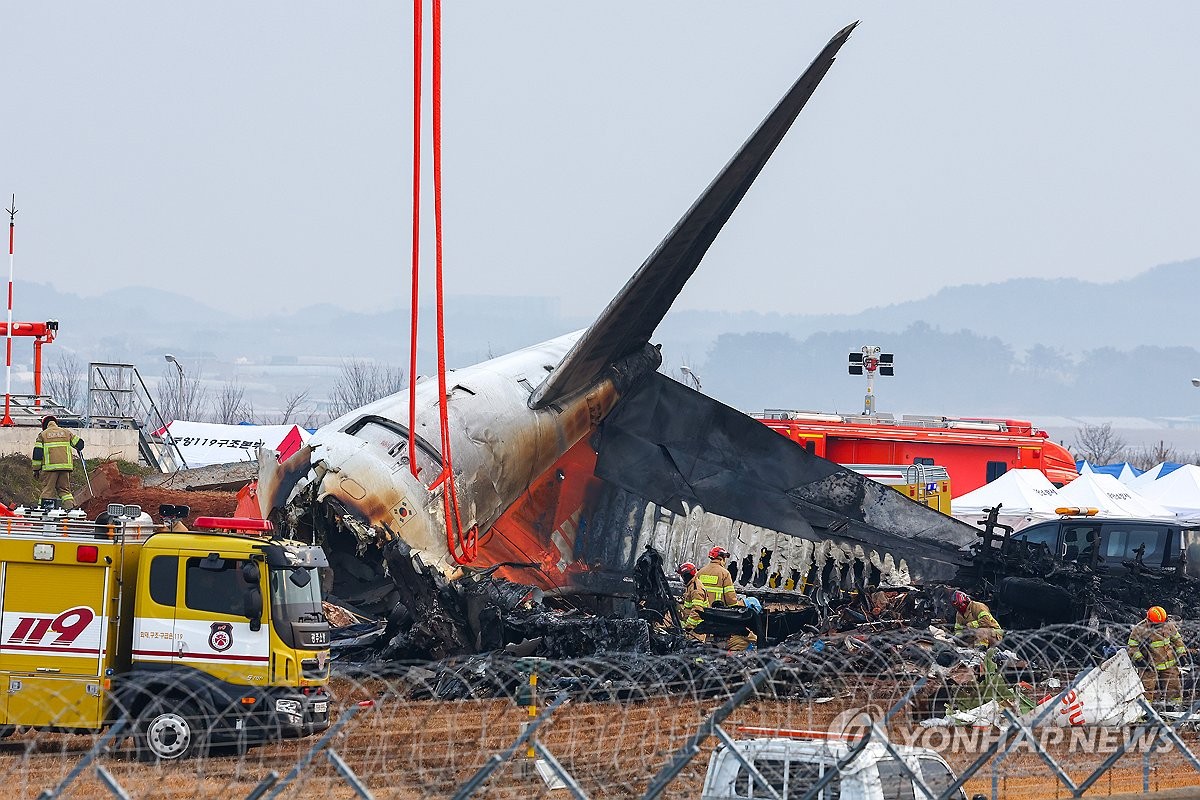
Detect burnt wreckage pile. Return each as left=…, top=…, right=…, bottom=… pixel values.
left=323, top=504, right=1200, bottom=670
left=323, top=525, right=949, bottom=665
left=954, top=506, right=1200, bottom=627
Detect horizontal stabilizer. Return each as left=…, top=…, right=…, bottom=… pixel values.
left=593, top=372, right=977, bottom=571
left=530, top=22, right=858, bottom=409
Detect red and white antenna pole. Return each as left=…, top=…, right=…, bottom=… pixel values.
left=2, top=195, right=16, bottom=427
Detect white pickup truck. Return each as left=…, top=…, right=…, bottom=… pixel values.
left=701, top=731, right=979, bottom=800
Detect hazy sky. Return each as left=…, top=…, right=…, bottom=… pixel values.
left=3, top=4, right=1198, bottom=321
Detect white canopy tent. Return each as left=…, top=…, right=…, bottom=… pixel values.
left=1079, top=461, right=1143, bottom=486
left=1128, top=462, right=1186, bottom=490
left=1057, top=470, right=1176, bottom=519
left=951, top=469, right=1066, bottom=531
left=1135, top=464, right=1200, bottom=521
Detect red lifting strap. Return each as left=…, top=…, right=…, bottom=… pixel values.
left=410, top=0, right=476, bottom=565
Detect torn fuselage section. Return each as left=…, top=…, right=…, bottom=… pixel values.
left=264, top=337, right=667, bottom=658
left=589, top=371, right=978, bottom=591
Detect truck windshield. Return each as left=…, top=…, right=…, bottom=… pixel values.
left=270, top=568, right=322, bottom=616
left=734, top=758, right=840, bottom=798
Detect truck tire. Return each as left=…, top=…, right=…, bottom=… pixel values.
left=134, top=699, right=208, bottom=762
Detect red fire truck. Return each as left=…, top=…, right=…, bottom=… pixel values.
left=754, top=410, right=1078, bottom=495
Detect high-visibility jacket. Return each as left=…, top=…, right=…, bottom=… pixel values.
left=1128, top=618, right=1187, bottom=670
left=32, top=422, right=84, bottom=472
left=696, top=560, right=739, bottom=608
left=954, top=600, right=1003, bottom=647
left=680, top=577, right=708, bottom=629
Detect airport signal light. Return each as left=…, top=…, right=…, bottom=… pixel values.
left=849, top=346, right=894, bottom=415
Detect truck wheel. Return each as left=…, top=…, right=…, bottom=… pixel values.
left=134, top=700, right=208, bottom=762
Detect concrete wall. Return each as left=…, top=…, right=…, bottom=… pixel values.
left=0, top=427, right=141, bottom=462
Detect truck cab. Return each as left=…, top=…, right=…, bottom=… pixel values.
left=0, top=504, right=332, bottom=760
left=701, top=732, right=972, bottom=800
left=1005, top=512, right=1200, bottom=575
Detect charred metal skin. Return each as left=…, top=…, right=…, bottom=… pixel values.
left=265, top=336, right=658, bottom=578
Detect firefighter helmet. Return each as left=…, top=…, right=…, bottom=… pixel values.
left=40, top=415, right=56, bottom=429
left=1148, top=606, right=1168, bottom=624
left=950, top=590, right=971, bottom=613
left=708, top=546, right=730, bottom=561
left=677, top=562, right=697, bottom=581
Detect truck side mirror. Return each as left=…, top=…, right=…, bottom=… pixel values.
left=245, top=585, right=263, bottom=632
left=242, top=561, right=263, bottom=631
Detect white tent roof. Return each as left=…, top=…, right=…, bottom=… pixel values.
left=1057, top=471, right=1176, bottom=519
left=951, top=469, right=1065, bottom=516
left=1128, top=462, right=1188, bottom=490
left=1080, top=461, right=1143, bottom=485
left=1127, top=466, right=1162, bottom=490
left=1115, top=464, right=1142, bottom=486
left=1136, top=464, right=1200, bottom=519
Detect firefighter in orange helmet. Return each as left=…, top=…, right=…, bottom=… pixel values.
left=696, top=546, right=741, bottom=608
left=1128, top=605, right=1188, bottom=710
left=696, top=547, right=757, bottom=652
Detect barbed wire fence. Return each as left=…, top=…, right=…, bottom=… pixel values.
left=10, top=622, right=1200, bottom=799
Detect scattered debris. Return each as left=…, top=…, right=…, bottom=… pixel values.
left=956, top=505, right=1200, bottom=626
left=923, top=650, right=1145, bottom=728
left=143, top=460, right=258, bottom=492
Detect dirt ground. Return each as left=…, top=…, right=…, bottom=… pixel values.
left=78, top=460, right=239, bottom=520
left=0, top=455, right=241, bottom=521
left=8, top=684, right=1200, bottom=799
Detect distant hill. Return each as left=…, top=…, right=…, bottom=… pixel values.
left=653, top=258, right=1200, bottom=357
left=9, top=258, right=1198, bottom=424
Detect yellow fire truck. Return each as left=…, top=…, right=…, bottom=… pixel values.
left=843, top=463, right=952, bottom=514
left=0, top=502, right=331, bottom=760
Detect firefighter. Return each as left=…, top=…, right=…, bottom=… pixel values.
left=728, top=596, right=762, bottom=653
left=950, top=590, right=1003, bottom=648
left=32, top=415, right=85, bottom=510
left=696, top=547, right=758, bottom=652
left=696, top=546, right=741, bottom=608
left=1128, top=605, right=1188, bottom=710
left=677, top=562, right=708, bottom=641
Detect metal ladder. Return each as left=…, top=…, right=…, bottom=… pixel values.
left=84, top=363, right=187, bottom=473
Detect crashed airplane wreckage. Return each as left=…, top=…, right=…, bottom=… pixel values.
left=258, top=22, right=982, bottom=660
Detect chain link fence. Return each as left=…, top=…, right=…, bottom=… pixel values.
left=11, top=622, right=1200, bottom=799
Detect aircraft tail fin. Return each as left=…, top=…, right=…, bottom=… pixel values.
left=530, top=22, right=858, bottom=409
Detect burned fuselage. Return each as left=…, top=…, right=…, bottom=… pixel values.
left=263, top=334, right=658, bottom=575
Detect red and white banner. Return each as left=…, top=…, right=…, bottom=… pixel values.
left=160, top=420, right=311, bottom=467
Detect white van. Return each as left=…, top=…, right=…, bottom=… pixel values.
left=701, top=732, right=978, bottom=800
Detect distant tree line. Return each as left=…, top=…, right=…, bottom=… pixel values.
left=1072, top=422, right=1200, bottom=470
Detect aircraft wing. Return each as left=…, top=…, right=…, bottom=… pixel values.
left=530, top=22, right=859, bottom=410
left=593, top=372, right=978, bottom=573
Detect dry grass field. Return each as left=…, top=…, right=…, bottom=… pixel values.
left=9, top=678, right=1200, bottom=799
